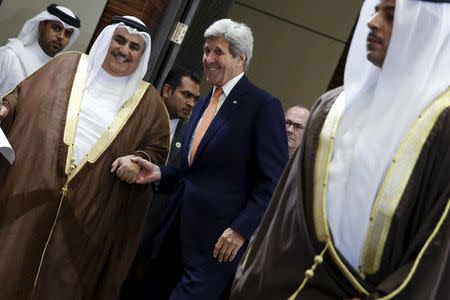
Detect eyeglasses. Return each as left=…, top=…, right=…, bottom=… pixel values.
left=285, top=120, right=305, bottom=130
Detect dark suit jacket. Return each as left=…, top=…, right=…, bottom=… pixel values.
left=120, top=119, right=189, bottom=299
left=166, top=118, right=188, bottom=167
left=139, top=118, right=188, bottom=252
left=156, top=75, right=288, bottom=267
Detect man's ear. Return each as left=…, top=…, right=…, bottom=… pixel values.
left=162, top=83, right=172, bottom=99
left=238, top=53, right=246, bottom=67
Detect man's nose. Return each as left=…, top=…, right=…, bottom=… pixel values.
left=186, top=100, right=194, bottom=107
left=204, top=53, right=215, bottom=63
left=117, top=45, right=130, bottom=56
left=56, top=31, right=64, bottom=40
left=367, top=13, right=381, bottom=31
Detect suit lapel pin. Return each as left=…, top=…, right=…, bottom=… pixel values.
left=175, top=142, right=181, bottom=148
left=232, top=100, right=238, bottom=104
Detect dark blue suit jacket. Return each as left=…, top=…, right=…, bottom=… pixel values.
left=156, top=75, right=288, bottom=267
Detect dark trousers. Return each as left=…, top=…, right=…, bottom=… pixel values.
left=169, top=259, right=236, bottom=300
left=121, top=212, right=183, bottom=300
left=122, top=213, right=239, bottom=300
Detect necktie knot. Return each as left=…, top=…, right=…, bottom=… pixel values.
left=212, top=87, right=223, bottom=103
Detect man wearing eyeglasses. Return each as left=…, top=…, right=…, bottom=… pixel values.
left=285, top=105, right=310, bottom=158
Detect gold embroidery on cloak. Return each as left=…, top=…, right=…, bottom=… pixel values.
left=360, top=88, right=450, bottom=275
left=33, top=53, right=149, bottom=292
left=63, top=54, right=149, bottom=180
left=309, top=88, right=450, bottom=297
left=377, top=196, right=450, bottom=300
left=312, top=95, right=369, bottom=295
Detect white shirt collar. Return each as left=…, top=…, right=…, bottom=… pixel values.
left=213, top=72, right=244, bottom=98
left=169, top=118, right=180, bottom=144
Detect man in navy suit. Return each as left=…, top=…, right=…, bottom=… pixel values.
left=131, top=18, right=288, bottom=300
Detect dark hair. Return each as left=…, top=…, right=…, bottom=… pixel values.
left=162, top=67, right=200, bottom=95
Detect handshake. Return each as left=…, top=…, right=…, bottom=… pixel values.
left=110, top=154, right=161, bottom=184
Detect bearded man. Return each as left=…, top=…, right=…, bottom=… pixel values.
left=0, top=3, right=81, bottom=95
left=231, top=0, right=450, bottom=299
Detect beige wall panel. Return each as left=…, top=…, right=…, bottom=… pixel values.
left=0, top=0, right=107, bottom=52
left=236, top=0, right=362, bottom=42
left=226, top=4, right=345, bottom=110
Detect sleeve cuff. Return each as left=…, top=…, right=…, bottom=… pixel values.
left=134, top=150, right=151, bottom=161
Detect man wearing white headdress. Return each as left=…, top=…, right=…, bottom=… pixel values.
left=231, top=0, right=450, bottom=299
left=0, top=3, right=81, bottom=96
left=0, top=16, right=169, bottom=299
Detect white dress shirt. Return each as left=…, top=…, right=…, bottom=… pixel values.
left=187, top=72, right=244, bottom=164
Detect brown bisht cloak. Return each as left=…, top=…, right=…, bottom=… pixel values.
left=0, top=52, right=169, bottom=299
left=231, top=87, right=450, bottom=299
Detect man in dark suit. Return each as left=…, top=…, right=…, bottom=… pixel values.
left=131, top=18, right=288, bottom=299
left=142, top=67, right=200, bottom=249
left=120, top=68, right=200, bottom=300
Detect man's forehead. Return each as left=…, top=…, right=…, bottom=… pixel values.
left=287, top=107, right=307, bottom=115
left=178, top=77, right=200, bottom=93
left=286, top=108, right=309, bottom=121
left=204, top=37, right=228, bottom=48
left=113, top=27, right=145, bottom=45
left=42, top=20, right=64, bottom=27
left=40, top=20, right=74, bottom=33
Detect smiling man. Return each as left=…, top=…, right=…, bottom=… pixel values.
left=0, top=3, right=81, bottom=96
left=0, top=16, right=169, bottom=299
left=231, top=0, right=450, bottom=299
left=129, top=18, right=288, bottom=299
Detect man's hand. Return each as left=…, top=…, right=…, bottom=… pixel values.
left=213, top=228, right=245, bottom=263
left=130, top=156, right=161, bottom=184
left=0, top=105, right=9, bottom=120
left=111, top=155, right=141, bottom=184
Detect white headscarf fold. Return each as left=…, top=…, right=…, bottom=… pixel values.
left=86, top=16, right=152, bottom=103
left=15, top=5, right=80, bottom=49
left=326, top=0, right=450, bottom=269
left=2, top=5, right=80, bottom=76
left=73, top=16, right=152, bottom=162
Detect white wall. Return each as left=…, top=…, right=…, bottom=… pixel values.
left=0, top=0, right=107, bottom=52
left=227, top=0, right=362, bottom=109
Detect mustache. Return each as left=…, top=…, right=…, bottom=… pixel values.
left=51, top=40, right=63, bottom=48
left=367, top=32, right=383, bottom=44
left=112, top=50, right=131, bottom=62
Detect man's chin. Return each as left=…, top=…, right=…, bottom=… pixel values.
left=45, top=49, right=59, bottom=57
left=366, top=53, right=383, bottom=68
left=50, top=42, right=63, bottom=52
left=205, top=73, right=221, bottom=86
